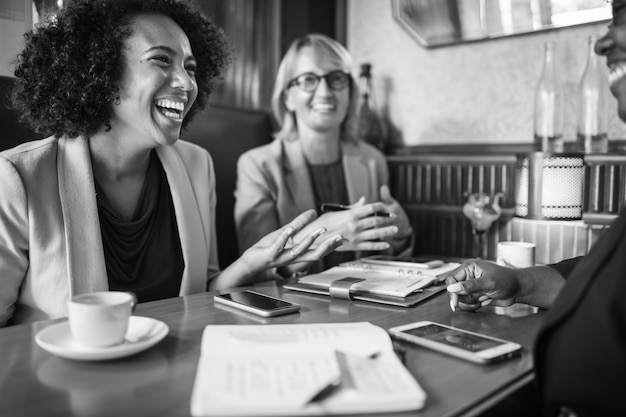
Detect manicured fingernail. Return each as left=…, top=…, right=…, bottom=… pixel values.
left=450, top=292, right=458, bottom=312
left=315, top=227, right=327, bottom=236
left=336, top=235, right=348, bottom=243
left=392, top=226, right=399, bottom=233
left=481, top=299, right=493, bottom=307
left=447, top=283, right=463, bottom=293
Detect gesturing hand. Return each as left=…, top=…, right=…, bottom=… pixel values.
left=442, top=260, right=521, bottom=312
left=240, top=209, right=347, bottom=272
left=379, top=184, right=412, bottom=240
left=312, top=197, right=399, bottom=252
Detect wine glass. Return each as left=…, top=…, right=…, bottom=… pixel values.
left=463, top=192, right=503, bottom=258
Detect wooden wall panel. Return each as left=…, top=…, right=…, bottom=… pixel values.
left=388, top=150, right=618, bottom=262
left=583, top=154, right=626, bottom=224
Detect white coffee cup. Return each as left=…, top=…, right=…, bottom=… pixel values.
left=68, top=291, right=137, bottom=348
left=496, top=241, right=536, bottom=269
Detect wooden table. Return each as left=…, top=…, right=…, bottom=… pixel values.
left=0, top=282, right=545, bottom=417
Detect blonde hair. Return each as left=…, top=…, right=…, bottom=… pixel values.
left=271, top=33, right=360, bottom=143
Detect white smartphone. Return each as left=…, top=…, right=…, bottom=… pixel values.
left=213, top=290, right=301, bottom=317
left=389, top=321, right=522, bottom=364
left=361, top=255, right=444, bottom=269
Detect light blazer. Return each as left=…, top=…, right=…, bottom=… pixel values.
left=0, top=136, right=219, bottom=326
left=234, top=138, right=411, bottom=257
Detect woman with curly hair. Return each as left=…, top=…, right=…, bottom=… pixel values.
left=0, top=0, right=345, bottom=327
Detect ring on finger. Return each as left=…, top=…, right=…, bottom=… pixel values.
left=289, top=248, right=296, bottom=257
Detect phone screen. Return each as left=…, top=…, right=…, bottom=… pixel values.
left=218, top=291, right=294, bottom=311
left=401, top=324, right=504, bottom=352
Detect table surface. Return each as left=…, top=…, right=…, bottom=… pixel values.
left=0, top=282, right=545, bottom=417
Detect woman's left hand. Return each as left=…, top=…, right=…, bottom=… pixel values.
left=379, top=184, right=412, bottom=241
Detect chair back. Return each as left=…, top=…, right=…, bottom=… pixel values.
left=182, top=105, right=274, bottom=268
left=0, top=76, right=39, bottom=151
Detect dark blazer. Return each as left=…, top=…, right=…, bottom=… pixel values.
left=534, top=209, right=626, bottom=416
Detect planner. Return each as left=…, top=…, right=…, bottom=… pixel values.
left=283, top=258, right=459, bottom=307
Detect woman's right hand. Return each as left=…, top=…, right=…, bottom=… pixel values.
left=442, top=260, right=523, bottom=312
left=213, top=209, right=347, bottom=290
left=306, top=197, right=399, bottom=252
left=239, top=209, right=347, bottom=272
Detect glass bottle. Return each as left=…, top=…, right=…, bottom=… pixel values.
left=534, top=41, right=564, bottom=153
left=577, top=35, right=609, bottom=153
left=357, top=63, right=386, bottom=151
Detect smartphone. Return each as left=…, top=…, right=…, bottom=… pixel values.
left=320, top=203, right=391, bottom=218
left=213, top=290, right=301, bottom=317
left=389, top=321, right=522, bottom=364
left=361, top=255, right=444, bottom=269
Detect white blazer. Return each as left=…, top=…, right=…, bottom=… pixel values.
left=0, top=136, right=219, bottom=326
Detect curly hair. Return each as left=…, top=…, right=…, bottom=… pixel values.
left=11, top=0, right=231, bottom=138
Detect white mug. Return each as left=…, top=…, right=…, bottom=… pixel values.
left=496, top=241, right=536, bottom=269
left=68, top=291, right=137, bottom=348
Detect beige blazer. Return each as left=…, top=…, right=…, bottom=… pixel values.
left=0, top=136, right=219, bottom=326
left=234, top=138, right=411, bottom=257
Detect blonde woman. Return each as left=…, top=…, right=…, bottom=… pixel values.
left=235, top=34, right=413, bottom=278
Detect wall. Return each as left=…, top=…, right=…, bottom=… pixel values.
left=0, top=12, right=28, bottom=77
left=347, top=0, right=626, bottom=147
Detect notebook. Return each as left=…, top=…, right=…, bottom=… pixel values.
left=190, top=322, right=426, bottom=416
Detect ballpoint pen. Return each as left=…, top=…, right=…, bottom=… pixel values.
left=305, top=375, right=342, bottom=405
left=305, top=350, right=381, bottom=406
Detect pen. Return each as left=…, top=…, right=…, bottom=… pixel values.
left=305, top=350, right=380, bottom=406
left=321, top=203, right=392, bottom=218
left=305, top=375, right=342, bottom=405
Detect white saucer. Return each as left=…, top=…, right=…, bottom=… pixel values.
left=35, top=316, right=169, bottom=361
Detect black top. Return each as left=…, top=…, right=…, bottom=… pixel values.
left=95, top=151, right=184, bottom=302
left=536, top=209, right=626, bottom=416
left=307, top=159, right=355, bottom=269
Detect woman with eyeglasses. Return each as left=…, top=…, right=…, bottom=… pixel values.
left=234, top=34, right=413, bottom=278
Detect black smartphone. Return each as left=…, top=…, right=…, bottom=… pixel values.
left=213, top=290, right=301, bottom=317
left=389, top=321, right=522, bottom=364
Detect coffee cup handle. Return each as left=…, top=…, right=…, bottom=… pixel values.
left=125, top=291, right=138, bottom=312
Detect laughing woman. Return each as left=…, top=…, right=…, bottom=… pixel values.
left=0, top=0, right=344, bottom=327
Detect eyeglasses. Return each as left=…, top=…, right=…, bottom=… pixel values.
left=287, top=71, right=351, bottom=92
